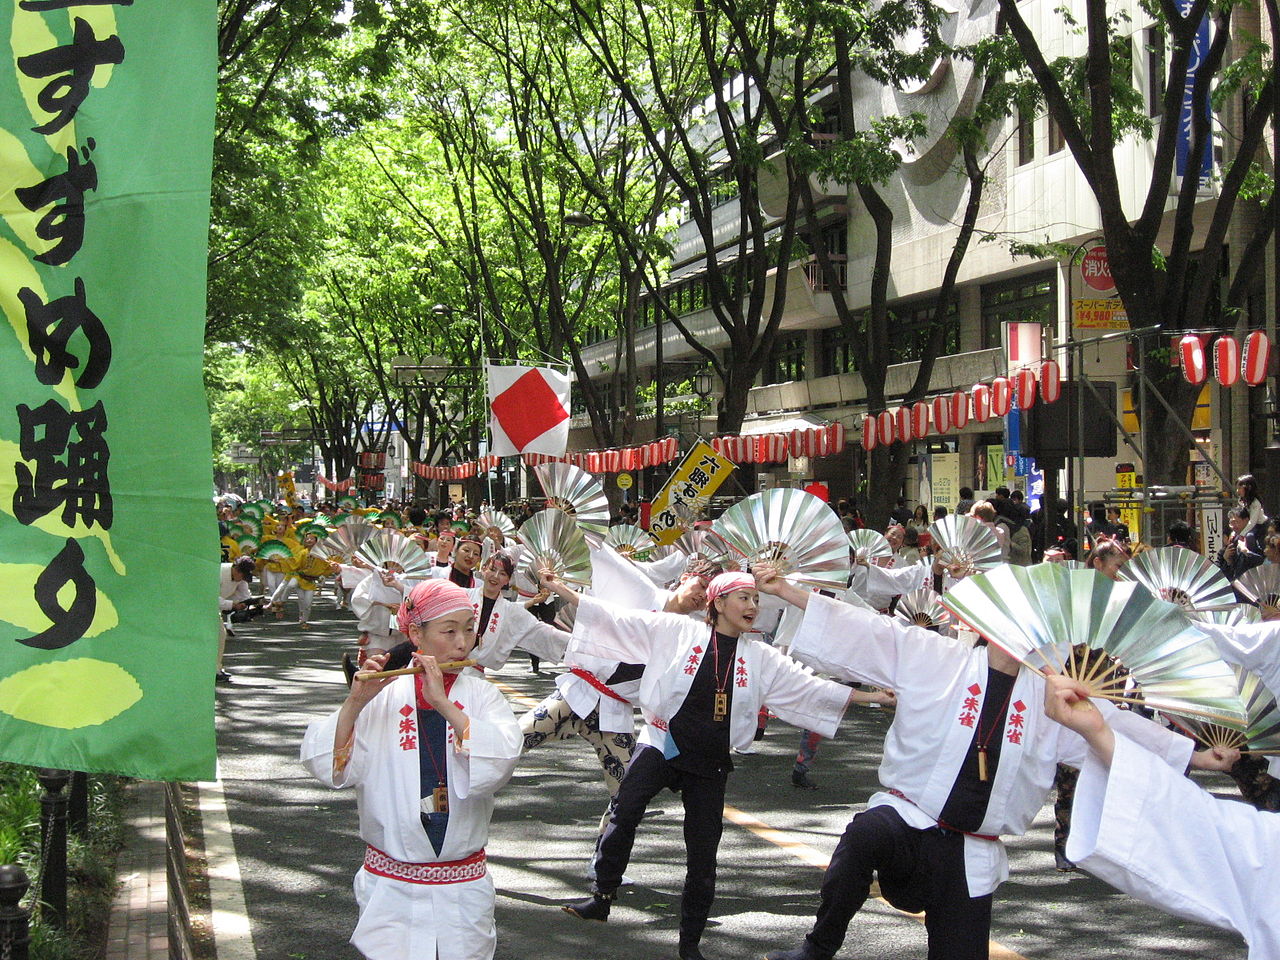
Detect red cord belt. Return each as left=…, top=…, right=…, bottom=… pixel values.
left=363, top=845, right=486, bottom=884
left=569, top=667, right=631, bottom=703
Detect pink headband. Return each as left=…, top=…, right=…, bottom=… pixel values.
left=397, top=579, right=473, bottom=630
left=707, top=571, right=755, bottom=606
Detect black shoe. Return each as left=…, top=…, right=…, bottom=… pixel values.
left=562, top=893, right=612, bottom=922
left=679, top=943, right=707, bottom=960
left=215, top=670, right=233, bottom=685
left=342, top=652, right=357, bottom=688
left=791, top=770, right=818, bottom=790
left=1054, top=849, right=1076, bottom=872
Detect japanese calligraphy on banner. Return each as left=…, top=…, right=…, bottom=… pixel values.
left=647, top=440, right=735, bottom=547
left=0, top=0, right=218, bottom=779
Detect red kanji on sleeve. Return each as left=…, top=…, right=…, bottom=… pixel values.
left=1006, top=729, right=1023, bottom=745
left=398, top=717, right=416, bottom=735
left=958, top=711, right=976, bottom=728
left=399, top=735, right=417, bottom=751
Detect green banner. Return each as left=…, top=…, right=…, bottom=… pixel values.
left=0, top=0, right=218, bottom=779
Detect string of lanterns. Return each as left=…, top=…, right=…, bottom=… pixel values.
left=1178, top=331, right=1271, bottom=387
left=862, top=359, right=1062, bottom=451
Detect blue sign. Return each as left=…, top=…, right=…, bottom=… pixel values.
left=1175, top=0, right=1213, bottom=187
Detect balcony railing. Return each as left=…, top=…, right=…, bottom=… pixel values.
left=804, top=256, right=847, bottom=292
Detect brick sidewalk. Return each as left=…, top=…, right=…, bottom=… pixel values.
left=104, top=781, right=168, bottom=960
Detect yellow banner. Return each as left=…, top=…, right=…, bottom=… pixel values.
left=647, top=440, right=735, bottom=546
left=1073, top=298, right=1129, bottom=329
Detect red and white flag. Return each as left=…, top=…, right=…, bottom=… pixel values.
left=486, top=363, right=571, bottom=457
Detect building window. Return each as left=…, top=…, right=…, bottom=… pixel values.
left=1146, top=28, right=1165, bottom=117
left=886, top=297, right=961, bottom=365
left=980, top=271, right=1056, bottom=349
left=818, top=325, right=859, bottom=377
left=765, top=332, right=807, bottom=384
left=1048, top=116, right=1065, bottom=154
left=1017, top=107, right=1035, bottom=165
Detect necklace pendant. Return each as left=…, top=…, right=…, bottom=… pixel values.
left=713, top=692, right=728, bottom=721
left=432, top=783, right=449, bottom=814
left=977, top=746, right=989, bottom=782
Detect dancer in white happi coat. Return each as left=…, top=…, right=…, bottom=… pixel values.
left=756, top=569, right=1236, bottom=960
left=351, top=564, right=408, bottom=660
left=301, top=579, right=521, bottom=960
left=1194, top=616, right=1280, bottom=781
left=467, top=552, right=568, bottom=670
left=1044, top=674, right=1269, bottom=959
left=552, top=571, right=854, bottom=960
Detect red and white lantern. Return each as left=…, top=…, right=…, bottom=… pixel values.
left=1014, top=368, right=1037, bottom=410
left=1243, top=331, right=1271, bottom=386
left=1213, top=336, right=1240, bottom=387
left=970, top=383, right=991, bottom=423
left=1179, top=334, right=1208, bottom=385
left=1039, top=359, right=1062, bottom=403
left=760, top=434, right=789, bottom=463
left=894, top=406, right=912, bottom=444
left=911, top=401, right=931, bottom=440
left=664, top=437, right=679, bottom=463
left=932, top=395, right=951, bottom=434
left=862, top=415, right=878, bottom=451
left=877, top=410, right=895, bottom=446
left=789, top=428, right=809, bottom=458
left=950, top=390, right=969, bottom=430
left=826, top=421, right=845, bottom=453
left=990, top=376, right=1013, bottom=417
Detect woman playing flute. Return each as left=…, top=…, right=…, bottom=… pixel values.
left=301, top=578, right=522, bottom=960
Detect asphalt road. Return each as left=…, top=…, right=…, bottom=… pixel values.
left=211, top=598, right=1248, bottom=960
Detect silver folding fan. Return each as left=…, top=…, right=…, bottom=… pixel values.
left=605, top=524, right=656, bottom=559
left=894, top=587, right=952, bottom=630
left=1166, top=665, right=1280, bottom=756
left=1191, top=604, right=1263, bottom=628
left=534, top=462, right=610, bottom=544
left=313, top=518, right=377, bottom=563
left=1235, top=564, right=1280, bottom=611
left=848, top=529, right=893, bottom=564
left=940, top=564, right=1246, bottom=725
left=712, top=488, right=851, bottom=591
left=655, top=527, right=740, bottom=569
left=476, top=509, right=517, bottom=544
left=1118, top=546, right=1235, bottom=613
left=927, top=515, right=1003, bottom=577
left=356, top=529, right=436, bottom=580
left=517, top=508, right=592, bottom=590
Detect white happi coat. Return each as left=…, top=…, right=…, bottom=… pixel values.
left=1197, top=619, right=1280, bottom=778
left=791, top=594, right=1194, bottom=896
left=351, top=573, right=404, bottom=639
left=635, top=550, right=689, bottom=587
left=300, top=674, right=521, bottom=960
left=465, top=586, right=567, bottom=670
left=566, top=596, right=851, bottom=754
left=1068, top=734, right=1270, bottom=959
left=337, top=563, right=372, bottom=592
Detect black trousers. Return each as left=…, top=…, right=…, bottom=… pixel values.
left=805, top=804, right=993, bottom=960
left=593, top=745, right=727, bottom=945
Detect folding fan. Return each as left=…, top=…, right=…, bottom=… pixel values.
left=239, top=502, right=265, bottom=521
left=927, top=515, right=1003, bottom=577
left=235, top=534, right=260, bottom=554
left=658, top=527, right=739, bottom=569
left=476, top=509, right=517, bottom=543
left=1235, top=564, right=1280, bottom=611
left=1166, top=666, right=1280, bottom=756
left=1118, top=546, right=1235, bottom=613
left=356, top=529, right=436, bottom=580
left=605, top=524, right=657, bottom=559
left=296, top=522, right=329, bottom=541
left=517, top=509, right=592, bottom=590
left=534, top=462, right=610, bottom=544
left=314, top=518, right=377, bottom=562
left=848, top=529, right=893, bottom=564
left=940, top=564, right=1246, bottom=725
left=257, top=539, right=294, bottom=562
left=712, top=488, right=850, bottom=591
left=894, top=587, right=951, bottom=630
left=1191, top=604, right=1263, bottom=628
left=337, top=494, right=360, bottom=509
left=239, top=517, right=263, bottom=538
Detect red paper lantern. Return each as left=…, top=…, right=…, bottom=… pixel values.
left=664, top=437, right=678, bottom=463
left=949, top=390, right=969, bottom=430
left=1014, top=368, right=1037, bottom=410
left=990, top=376, right=1013, bottom=417
left=877, top=410, right=895, bottom=446
left=1214, top=336, right=1240, bottom=387
left=1180, top=334, right=1208, bottom=385
left=789, top=428, right=808, bottom=458
left=862, top=415, right=878, bottom=451
left=1243, top=331, right=1271, bottom=386
left=1040, top=359, right=1061, bottom=403
left=911, top=401, right=931, bottom=440
left=970, top=383, right=991, bottom=423
left=932, top=396, right=951, bottom=434
left=826, top=421, right=845, bottom=453
left=894, top=406, right=911, bottom=443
